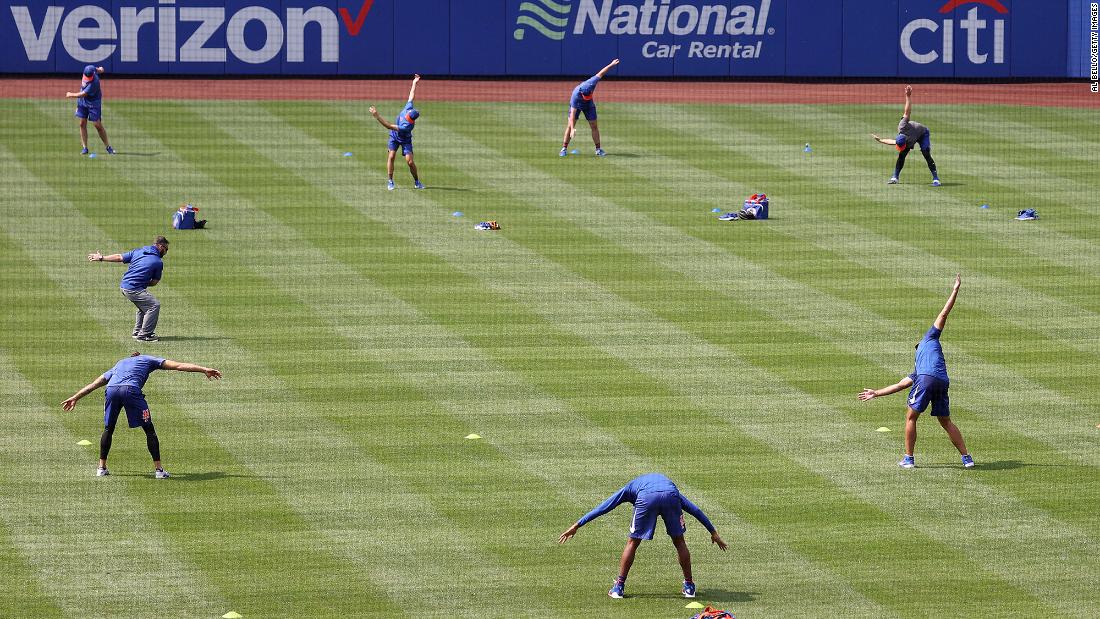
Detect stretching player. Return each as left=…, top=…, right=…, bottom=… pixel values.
left=560, top=58, right=620, bottom=157
left=62, top=352, right=221, bottom=478
left=65, top=65, right=114, bottom=156
left=859, top=274, right=973, bottom=469
left=369, top=74, right=423, bottom=191
left=558, top=473, right=727, bottom=599
left=872, top=85, right=940, bottom=186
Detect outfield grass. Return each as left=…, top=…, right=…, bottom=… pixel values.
left=0, top=94, right=1098, bottom=618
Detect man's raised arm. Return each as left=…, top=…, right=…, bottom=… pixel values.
left=903, top=84, right=913, bottom=119
left=595, top=58, right=620, bottom=79
left=368, top=106, right=398, bottom=131
left=407, top=74, right=421, bottom=103
left=933, top=273, right=961, bottom=331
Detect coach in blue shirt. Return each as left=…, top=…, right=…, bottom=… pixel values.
left=88, top=236, right=168, bottom=341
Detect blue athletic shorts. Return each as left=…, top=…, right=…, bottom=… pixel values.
left=918, top=130, right=931, bottom=151
left=907, top=374, right=950, bottom=416
left=75, top=104, right=101, bottom=122
left=569, top=101, right=597, bottom=122
left=104, top=386, right=152, bottom=429
left=629, top=491, right=687, bottom=540
left=387, top=136, right=413, bottom=155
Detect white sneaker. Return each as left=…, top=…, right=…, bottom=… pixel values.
left=887, top=177, right=899, bottom=184
left=96, top=467, right=109, bottom=477
left=155, top=469, right=170, bottom=479
left=931, top=179, right=941, bottom=187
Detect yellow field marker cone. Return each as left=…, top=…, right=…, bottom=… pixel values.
left=76, top=439, right=93, bottom=445
left=464, top=434, right=482, bottom=440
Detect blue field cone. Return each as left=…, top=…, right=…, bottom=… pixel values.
left=343, top=152, right=353, bottom=157
left=980, top=204, right=989, bottom=209
left=712, top=207, right=722, bottom=213
left=803, top=143, right=812, bottom=153
left=452, top=211, right=463, bottom=217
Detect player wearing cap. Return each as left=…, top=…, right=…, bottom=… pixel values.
left=859, top=274, right=974, bottom=469
left=88, top=236, right=170, bottom=342
left=65, top=65, right=114, bottom=156
left=560, top=59, right=620, bottom=157
left=369, top=74, right=424, bottom=191
left=558, top=473, right=727, bottom=599
left=61, top=352, right=221, bottom=478
left=872, top=85, right=940, bottom=186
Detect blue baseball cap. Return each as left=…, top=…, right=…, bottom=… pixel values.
left=83, top=65, right=96, bottom=77
left=405, top=108, right=420, bottom=121
left=895, top=134, right=908, bottom=150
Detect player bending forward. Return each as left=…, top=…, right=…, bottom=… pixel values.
left=559, top=473, right=727, bottom=599
left=872, top=85, right=940, bottom=186
left=561, top=59, right=620, bottom=157
left=369, top=74, right=424, bottom=191
left=65, top=65, right=114, bottom=156
left=859, top=274, right=974, bottom=469
left=62, top=352, right=221, bottom=478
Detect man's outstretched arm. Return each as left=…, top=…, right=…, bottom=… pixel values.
left=368, top=106, right=398, bottom=131
left=594, top=58, right=620, bottom=79
left=61, top=375, right=109, bottom=410
left=161, top=359, right=222, bottom=380
left=88, top=250, right=123, bottom=262
left=902, top=84, right=913, bottom=119
left=680, top=495, right=727, bottom=549
left=859, top=376, right=914, bottom=401
left=933, top=273, right=961, bottom=331
left=407, top=74, right=421, bottom=103
left=558, top=486, right=628, bottom=543
left=870, top=134, right=897, bottom=146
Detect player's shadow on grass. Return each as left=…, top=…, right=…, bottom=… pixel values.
left=154, top=335, right=230, bottom=342
left=113, top=152, right=160, bottom=157
left=629, top=590, right=756, bottom=603
left=607, top=152, right=640, bottom=158
left=425, top=186, right=471, bottom=191
left=172, top=471, right=264, bottom=482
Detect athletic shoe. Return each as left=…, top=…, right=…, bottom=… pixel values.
left=898, top=455, right=916, bottom=469
left=414, top=180, right=425, bottom=190
left=559, top=147, right=567, bottom=157
left=387, top=179, right=395, bottom=191
left=887, top=177, right=899, bottom=184
left=595, top=148, right=606, bottom=157
left=106, top=146, right=116, bottom=155
left=931, top=179, right=941, bottom=187
left=81, top=147, right=89, bottom=155
left=155, top=468, right=170, bottom=479
left=608, top=582, right=625, bottom=599
left=682, top=581, right=696, bottom=598
left=961, top=454, right=975, bottom=468
left=136, top=334, right=159, bottom=342
left=718, top=212, right=740, bottom=221
left=96, top=467, right=109, bottom=477
left=132, top=333, right=140, bottom=339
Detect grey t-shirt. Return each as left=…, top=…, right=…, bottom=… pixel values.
left=897, top=117, right=928, bottom=149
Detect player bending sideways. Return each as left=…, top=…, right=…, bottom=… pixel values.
left=561, top=58, right=620, bottom=157
left=559, top=473, right=727, bottom=599
left=369, top=74, right=424, bottom=191
left=65, top=65, right=114, bottom=156
left=859, top=274, right=974, bottom=469
left=871, top=85, right=940, bottom=186
left=62, top=352, right=221, bottom=478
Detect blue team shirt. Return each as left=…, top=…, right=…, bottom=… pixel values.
left=80, top=74, right=102, bottom=105
left=119, top=246, right=164, bottom=290
left=910, top=326, right=949, bottom=382
left=576, top=473, right=716, bottom=533
left=103, top=355, right=166, bottom=390
left=390, top=101, right=416, bottom=143
left=570, top=76, right=601, bottom=107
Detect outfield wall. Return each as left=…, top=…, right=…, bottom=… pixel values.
left=0, top=0, right=1089, bottom=78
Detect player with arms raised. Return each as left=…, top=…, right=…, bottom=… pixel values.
left=872, top=85, right=940, bottom=186
left=369, top=74, right=424, bottom=191
left=560, top=59, right=620, bottom=157
left=859, top=274, right=974, bottom=469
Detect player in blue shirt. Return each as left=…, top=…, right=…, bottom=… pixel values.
left=89, top=236, right=170, bottom=341
left=871, top=85, right=940, bottom=186
left=558, top=473, right=727, bottom=599
left=65, top=65, right=115, bottom=156
left=859, top=274, right=973, bottom=469
left=369, top=74, right=424, bottom=191
left=560, top=58, right=620, bottom=157
left=62, top=352, right=221, bottom=478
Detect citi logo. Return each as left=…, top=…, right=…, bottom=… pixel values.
left=514, top=0, right=573, bottom=41
left=5, top=0, right=378, bottom=64
left=901, top=0, right=1007, bottom=65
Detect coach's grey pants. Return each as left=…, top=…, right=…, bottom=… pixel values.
left=121, top=288, right=160, bottom=337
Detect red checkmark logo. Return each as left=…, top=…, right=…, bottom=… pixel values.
left=340, top=0, right=375, bottom=36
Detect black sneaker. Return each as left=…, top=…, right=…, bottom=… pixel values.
left=137, top=334, right=159, bottom=342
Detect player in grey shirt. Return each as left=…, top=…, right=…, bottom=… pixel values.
left=872, top=85, right=941, bottom=186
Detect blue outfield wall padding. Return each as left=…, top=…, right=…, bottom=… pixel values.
left=0, top=0, right=1078, bottom=77
left=842, top=0, right=899, bottom=77
left=786, top=0, right=841, bottom=76
left=451, top=1, right=506, bottom=75
left=394, top=0, right=449, bottom=75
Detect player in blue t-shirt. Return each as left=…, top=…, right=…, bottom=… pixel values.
left=369, top=74, right=424, bottom=191
left=558, top=473, right=727, bottom=599
left=65, top=65, right=115, bottom=156
left=89, top=236, right=170, bottom=341
left=560, top=58, right=620, bottom=157
left=859, top=274, right=973, bottom=469
left=62, top=352, right=221, bottom=478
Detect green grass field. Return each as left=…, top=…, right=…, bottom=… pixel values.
left=1, top=94, right=1098, bottom=618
